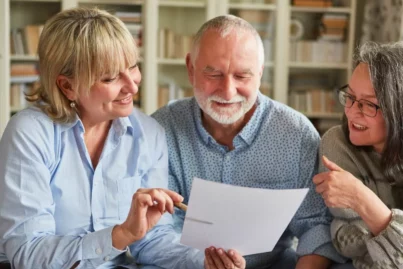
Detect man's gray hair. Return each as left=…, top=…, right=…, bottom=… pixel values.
left=191, top=15, right=265, bottom=66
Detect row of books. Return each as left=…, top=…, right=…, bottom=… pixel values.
left=319, top=14, right=349, bottom=41
left=11, top=63, right=38, bottom=77
left=9, top=83, right=38, bottom=108
left=289, top=41, right=346, bottom=63
left=10, top=25, right=43, bottom=55
left=289, top=73, right=338, bottom=90
left=233, top=10, right=274, bottom=40
left=288, top=88, right=342, bottom=114
left=115, top=12, right=142, bottom=47
left=158, top=83, right=193, bottom=108
left=158, top=28, right=193, bottom=59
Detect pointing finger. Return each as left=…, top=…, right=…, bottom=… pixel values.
left=322, top=155, right=343, bottom=172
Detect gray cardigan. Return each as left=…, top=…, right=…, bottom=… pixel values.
left=319, top=126, right=403, bottom=269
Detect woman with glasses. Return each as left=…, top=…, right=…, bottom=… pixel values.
left=313, top=41, right=403, bottom=269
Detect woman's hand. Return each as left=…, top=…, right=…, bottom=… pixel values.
left=204, top=247, right=245, bottom=269
left=313, top=155, right=392, bottom=236
left=112, top=188, right=183, bottom=249
left=313, top=156, right=365, bottom=209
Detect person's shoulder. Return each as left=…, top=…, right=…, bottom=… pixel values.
left=129, top=107, right=164, bottom=133
left=266, top=98, right=317, bottom=133
left=319, top=125, right=354, bottom=162
left=1, top=107, right=58, bottom=149
left=321, top=125, right=347, bottom=146
left=151, top=98, right=194, bottom=128
left=7, top=106, right=54, bottom=132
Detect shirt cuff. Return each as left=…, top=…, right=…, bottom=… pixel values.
left=185, top=247, right=205, bottom=269
left=81, top=226, right=128, bottom=267
left=366, top=209, right=403, bottom=263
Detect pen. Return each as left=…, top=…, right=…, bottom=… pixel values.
left=174, top=202, right=187, bottom=212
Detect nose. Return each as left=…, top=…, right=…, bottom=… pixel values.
left=220, top=76, right=237, bottom=101
left=122, top=67, right=142, bottom=94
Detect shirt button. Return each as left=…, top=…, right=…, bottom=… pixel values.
left=104, top=256, right=110, bottom=261
left=95, top=248, right=102, bottom=255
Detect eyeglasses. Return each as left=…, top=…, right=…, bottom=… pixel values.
left=337, top=85, right=381, bottom=117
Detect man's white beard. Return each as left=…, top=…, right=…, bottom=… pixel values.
left=194, top=91, right=254, bottom=125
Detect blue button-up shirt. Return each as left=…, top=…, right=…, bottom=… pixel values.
left=152, top=93, right=345, bottom=268
left=0, top=107, right=203, bottom=269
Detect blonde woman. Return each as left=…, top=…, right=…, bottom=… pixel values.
left=0, top=8, right=208, bottom=269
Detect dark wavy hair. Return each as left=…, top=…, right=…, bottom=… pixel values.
left=343, top=41, right=403, bottom=185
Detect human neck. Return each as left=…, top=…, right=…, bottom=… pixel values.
left=201, top=105, right=256, bottom=150
left=81, top=118, right=112, bottom=138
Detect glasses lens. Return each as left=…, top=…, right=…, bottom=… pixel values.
left=338, top=90, right=351, bottom=107
left=361, top=101, right=378, bottom=117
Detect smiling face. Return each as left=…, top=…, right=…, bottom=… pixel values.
left=76, top=64, right=141, bottom=126
left=346, top=63, right=387, bottom=153
left=187, top=29, right=263, bottom=126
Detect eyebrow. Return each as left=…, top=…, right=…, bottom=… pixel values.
left=347, top=85, right=377, bottom=99
left=203, top=66, right=219, bottom=73
left=203, top=66, right=254, bottom=75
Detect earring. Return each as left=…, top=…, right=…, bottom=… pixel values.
left=70, top=101, right=76, bottom=108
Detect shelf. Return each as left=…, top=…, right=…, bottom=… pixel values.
left=229, top=3, right=276, bottom=10
left=78, top=0, right=142, bottom=5
left=289, top=62, right=349, bottom=69
left=290, top=6, right=351, bottom=14
left=11, top=55, right=39, bottom=61
left=158, top=58, right=186, bottom=65
left=11, top=0, right=60, bottom=2
left=303, top=112, right=343, bottom=119
left=158, top=1, right=205, bottom=8
left=10, top=75, right=39, bottom=83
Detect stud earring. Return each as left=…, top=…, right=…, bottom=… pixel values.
left=70, top=101, right=76, bottom=108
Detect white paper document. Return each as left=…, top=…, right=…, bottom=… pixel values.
left=180, top=178, right=309, bottom=255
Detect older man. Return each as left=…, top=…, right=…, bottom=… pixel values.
left=152, top=15, right=346, bottom=269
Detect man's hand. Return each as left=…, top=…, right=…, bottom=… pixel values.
left=112, top=188, right=183, bottom=249
left=204, top=247, right=245, bottom=269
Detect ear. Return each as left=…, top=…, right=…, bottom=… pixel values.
left=258, top=65, right=264, bottom=80
left=186, top=53, right=195, bottom=86
left=56, top=75, right=76, bottom=101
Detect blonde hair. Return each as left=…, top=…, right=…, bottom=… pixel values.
left=26, top=7, right=138, bottom=123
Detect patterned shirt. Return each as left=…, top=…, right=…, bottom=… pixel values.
left=152, top=93, right=345, bottom=268
left=0, top=107, right=203, bottom=269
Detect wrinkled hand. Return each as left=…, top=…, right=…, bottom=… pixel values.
left=119, top=188, right=183, bottom=243
left=204, top=247, right=245, bottom=269
left=313, top=156, right=365, bottom=209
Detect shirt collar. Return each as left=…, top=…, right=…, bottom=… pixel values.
left=193, top=92, right=267, bottom=148
left=59, top=113, right=134, bottom=138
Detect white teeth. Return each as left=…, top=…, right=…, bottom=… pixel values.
left=353, top=123, right=367, bottom=130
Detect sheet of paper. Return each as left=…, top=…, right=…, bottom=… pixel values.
left=180, top=178, right=309, bottom=256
